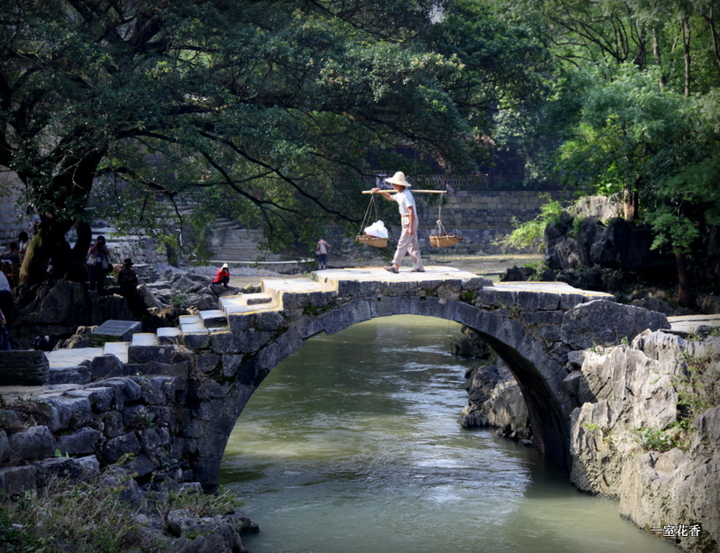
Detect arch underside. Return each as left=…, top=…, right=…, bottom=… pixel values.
left=227, top=296, right=572, bottom=476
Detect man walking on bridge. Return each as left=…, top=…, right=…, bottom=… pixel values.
left=371, top=171, right=425, bottom=274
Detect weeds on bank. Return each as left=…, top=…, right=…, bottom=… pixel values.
left=675, top=351, right=720, bottom=423
left=494, top=194, right=564, bottom=252
left=636, top=347, right=720, bottom=454
left=0, top=465, right=244, bottom=553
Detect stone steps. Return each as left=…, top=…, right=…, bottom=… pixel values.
left=43, top=276, right=339, bottom=375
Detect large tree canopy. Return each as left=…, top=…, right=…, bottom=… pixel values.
left=0, top=0, right=551, bottom=284
left=485, top=0, right=720, bottom=306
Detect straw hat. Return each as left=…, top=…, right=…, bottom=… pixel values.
left=384, top=171, right=412, bottom=188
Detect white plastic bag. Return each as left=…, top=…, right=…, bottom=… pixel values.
left=364, top=220, right=388, bottom=239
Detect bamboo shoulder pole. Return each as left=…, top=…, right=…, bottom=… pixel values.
left=362, top=189, right=447, bottom=194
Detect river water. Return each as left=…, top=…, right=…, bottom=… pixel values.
left=220, top=315, right=677, bottom=553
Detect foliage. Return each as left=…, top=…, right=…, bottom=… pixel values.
left=0, top=0, right=552, bottom=282
left=675, top=350, right=720, bottom=421
left=0, top=471, right=243, bottom=553
left=635, top=425, right=686, bottom=453
left=495, top=193, right=564, bottom=251
left=482, top=0, right=720, bottom=304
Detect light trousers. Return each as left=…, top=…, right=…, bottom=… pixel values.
left=392, top=217, right=424, bottom=270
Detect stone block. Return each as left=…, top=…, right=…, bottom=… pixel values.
left=35, top=455, right=100, bottom=485
left=211, top=330, right=237, bottom=354
left=66, top=386, right=115, bottom=412
left=521, top=310, right=564, bottom=326
left=128, top=344, right=179, bottom=364
left=148, top=406, right=172, bottom=426
left=123, top=405, right=156, bottom=429
left=294, top=315, right=324, bottom=340
left=475, top=288, right=517, bottom=308
left=0, top=429, right=8, bottom=462
left=103, top=431, right=141, bottom=463
left=235, top=329, right=274, bottom=354
left=0, top=465, right=37, bottom=496
left=8, top=425, right=55, bottom=462
left=125, top=453, right=158, bottom=478
left=253, top=310, right=285, bottom=331
left=319, top=307, right=350, bottom=335
left=56, top=427, right=103, bottom=456
left=140, top=376, right=173, bottom=405
left=88, top=377, right=143, bottom=406
left=141, top=427, right=171, bottom=454
left=98, top=411, right=125, bottom=438
left=535, top=325, right=562, bottom=341
left=196, top=354, right=220, bottom=373
left=221, top=354, right=243, bottom=377
left=49, top=365, right=91, bottom=385
left=90, top=354, right=124, bottom=379
left=183, top=332, right=210, bottom=350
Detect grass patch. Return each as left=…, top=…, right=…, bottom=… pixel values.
left=0, top=469, right=244, bottom=553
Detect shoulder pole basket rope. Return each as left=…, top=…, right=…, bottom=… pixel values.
left=356, top=193, right=387, bottom=248
left=429, top=192, right=463, bottom=248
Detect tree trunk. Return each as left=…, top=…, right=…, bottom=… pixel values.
left=681, top=14, right=692, bottom=96
left=622, top=189, right=639, bottom=222
left=675, top=250, right=693, bottom=308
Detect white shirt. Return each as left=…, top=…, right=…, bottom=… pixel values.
left=393, top=189, right=416, bottom=216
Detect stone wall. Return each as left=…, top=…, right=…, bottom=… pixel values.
left=345, top=189, right=570, bottom=255
left=0, top=358, right=192, bottom=496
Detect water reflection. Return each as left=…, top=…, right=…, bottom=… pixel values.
left=221, top=315, right=677, bottom=553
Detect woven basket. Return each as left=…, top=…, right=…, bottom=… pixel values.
left=429, top=233, right=463, bottom=248
left=356, top=234, right=388, bottom=248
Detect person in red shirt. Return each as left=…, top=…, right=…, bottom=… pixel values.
left=214, top=263, right=231, bottom=287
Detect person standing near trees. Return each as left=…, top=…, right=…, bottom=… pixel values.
left=87, top=236, right=110, bottom=293
left=371, top=171, right=425, bottom=274
left=315, top=238, right=330, bottom=270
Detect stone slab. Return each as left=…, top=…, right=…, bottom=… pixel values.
left=131, top=333, right=159, bottom=346
left=313, top=266, right=488, bottom=297
left=92, top=320, right=141, bottom=342
left=103, top=342, right=129, bottom=363
left=667, top=314, right=720, bottom=336
left=45, top=347, right=104, bottom=369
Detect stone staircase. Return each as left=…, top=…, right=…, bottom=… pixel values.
left=45, top=276, right=337, bottom=376
left=209, top=219, right=284, bottom=263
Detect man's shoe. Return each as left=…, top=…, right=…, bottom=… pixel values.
left=411, top=268, right=425, bottom=272
left=385, top=266, right=399, bottom=274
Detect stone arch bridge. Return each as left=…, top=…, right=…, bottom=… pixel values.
left=44, top=266, right=670, bottom=490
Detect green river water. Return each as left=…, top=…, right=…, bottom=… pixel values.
left=220, top=315, right=679, bottom=553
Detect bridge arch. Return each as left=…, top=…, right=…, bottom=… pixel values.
left=188, top=272, right=646, bottom=489
left=265, top=297, right=569, bottom=465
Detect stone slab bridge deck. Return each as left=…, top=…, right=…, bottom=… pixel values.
left=43, top=266, right=674, bottom=489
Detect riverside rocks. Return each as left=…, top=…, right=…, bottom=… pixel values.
left=0, top=360, right=258, bottom=552
left=570, top=330, right=720, bottom=552
left=462, top=328, right=719, bottom=552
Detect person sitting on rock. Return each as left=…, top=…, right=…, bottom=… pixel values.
left=0, top=307, right=19, bottom=351
left=214, top=263, right=231, bottom=288
left=1, top=242, right=21, bottom=265
left=117, top=258, right=144, bottom=316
